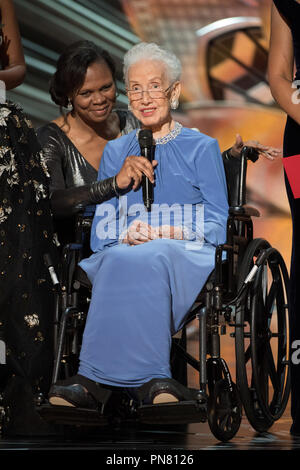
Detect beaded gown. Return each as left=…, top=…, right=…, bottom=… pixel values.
left=0, top=102, right=58, bottom=435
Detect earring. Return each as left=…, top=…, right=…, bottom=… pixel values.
left=128, top=103, right=132, bottom=111
left=66, top=98, right=73, bottom=110
left=170, top=98, right=179, bottom=110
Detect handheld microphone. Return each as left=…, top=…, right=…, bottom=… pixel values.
left=138, top=129, right=154, bottom=211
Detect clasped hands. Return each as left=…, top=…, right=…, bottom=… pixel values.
left=122, top=220, right=185, bottom=246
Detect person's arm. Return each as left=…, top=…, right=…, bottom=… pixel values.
left=49, top=155, right=156, bottom=218
left=0, top=0, right=26, bottom=90
left=37, top=126, right=81, bottom=218
left=49, top=179, right=120, bottom=218
left=268, top=3, right=300, bottom=125
left=37, top=126, right=155, bottom=218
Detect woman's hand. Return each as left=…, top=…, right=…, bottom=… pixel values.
left=122, top=221, right=184, bottom=245
left=156, top=225, right=184, bottom=240
left=122, top=220, right=157, bottom=245
left=230, top=134, right=282, bottom=161
left=116, top=156, right=157, bottom=191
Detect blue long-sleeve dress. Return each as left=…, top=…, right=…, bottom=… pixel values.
left=78, top=123, right=229, bottom=388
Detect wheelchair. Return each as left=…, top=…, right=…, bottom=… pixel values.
left=39, top=146, right=290, bottom=442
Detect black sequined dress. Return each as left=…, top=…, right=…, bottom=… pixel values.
left=0, top=101, right=58, bottom=435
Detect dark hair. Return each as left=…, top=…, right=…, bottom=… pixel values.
left=49, top=40, right=116, bottom=108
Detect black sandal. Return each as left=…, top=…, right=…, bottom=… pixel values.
left=128, top=378, right=204, bottom=406
left=48, top=374, right=112, bottom=411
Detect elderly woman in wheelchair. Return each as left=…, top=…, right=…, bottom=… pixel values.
left=46, top=42, right=290, bottom=441
left=48, top=41, right=228, bottom=400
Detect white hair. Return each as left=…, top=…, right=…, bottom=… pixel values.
left=123, top=42, right=182, bottom=85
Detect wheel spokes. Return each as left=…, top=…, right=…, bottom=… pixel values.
left=265, top=341, right=280, bottom=391
left=252, top=259, right=289, bottom=418
left=266, top=280, right=277, bottom=319
left=235, top=241, right=290, bottom=431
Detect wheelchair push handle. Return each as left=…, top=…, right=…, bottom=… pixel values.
left=237, top=146, right=259, bottom=207
left=243, top=146, right=259, bottom=163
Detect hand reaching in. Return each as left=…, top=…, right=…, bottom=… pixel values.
left=230, top=134, right=282, bottom=161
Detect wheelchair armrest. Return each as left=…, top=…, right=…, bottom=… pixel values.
left=229, top=205, right=260, bottom=218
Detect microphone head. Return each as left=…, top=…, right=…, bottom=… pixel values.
left=138, top=129, right=153, bottom=149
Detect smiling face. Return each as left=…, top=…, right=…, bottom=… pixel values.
left=71, top=60, right=116, bottom=125
left=127, top=59, right=181, bottom=137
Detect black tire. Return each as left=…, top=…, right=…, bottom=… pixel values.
left=208, top=379, right=242, bottom=442
left=235, top=238, right=290, bottom=432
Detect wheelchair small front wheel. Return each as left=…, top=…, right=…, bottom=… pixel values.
left=235, top=238, right=290, bottom=433
left=208, top=379, right=242, bottom=442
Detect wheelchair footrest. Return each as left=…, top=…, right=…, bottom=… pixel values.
left=37, top=404, right=109, bottom=427
left=137, top=400, right=207, bottom=425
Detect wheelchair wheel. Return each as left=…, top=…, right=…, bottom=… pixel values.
left=235, top=238, right=290, bottom=432
left=208, top=379, right=242, bottom=442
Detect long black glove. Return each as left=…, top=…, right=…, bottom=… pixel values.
left=51, top=176, right=121, bottom=218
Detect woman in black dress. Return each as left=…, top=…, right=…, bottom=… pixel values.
left=268, top=0, right=300, bottom=436
left=0, top=0, right=58, bottom=436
